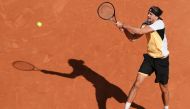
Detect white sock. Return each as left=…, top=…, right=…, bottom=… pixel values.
left=164, top=106, right=169, bottom=109
left=125, top=102, right=131, bottom=109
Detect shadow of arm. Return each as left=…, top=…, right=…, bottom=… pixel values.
left=40, top=70, right=78, bottom=78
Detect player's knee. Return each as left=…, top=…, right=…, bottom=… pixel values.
left=162, top=88, right=169, bottom=94
left=160, top=85, right=169, bottom=94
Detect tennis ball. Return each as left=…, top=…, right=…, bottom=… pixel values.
left=36, top=21, right=43, bottom=27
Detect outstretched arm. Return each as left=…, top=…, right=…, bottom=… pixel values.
left=122, top=24, right=153, bottom=35
left=116, top=21, right=153, bottom=41
left=122, top=28, right=142, bottom=41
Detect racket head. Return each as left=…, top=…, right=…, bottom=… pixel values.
left=97, top=2, right=116, bottom=22
left=12, top=61, right=40, bottom=71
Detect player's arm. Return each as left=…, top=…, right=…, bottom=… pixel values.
left=122, top=24, right=153, bottom=35
left=125, top=27, right=143, bottom=38
left=120, top=28, right=142, bottom=41
left=116, top=22, right=151, bottom=41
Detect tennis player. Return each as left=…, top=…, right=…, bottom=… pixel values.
left=116, top=6, right=170, bottom=109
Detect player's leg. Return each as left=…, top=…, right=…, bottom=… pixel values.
left=125, top=54, right=153, bottom=109
left=154, top=56, right=169, bottom=109
left=125, top=72, right=148, bottom=109
left=159, top=83, right=169, bottom=109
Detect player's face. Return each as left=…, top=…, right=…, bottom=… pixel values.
left=147, top=11, right=158, bottom=23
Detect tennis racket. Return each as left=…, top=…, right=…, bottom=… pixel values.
left=97, top=2, right=117, bottom=23
left=12, top=61, right=41, bottom=71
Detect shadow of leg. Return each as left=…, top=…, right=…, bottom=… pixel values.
left=96, top=90, right=107, bottom=109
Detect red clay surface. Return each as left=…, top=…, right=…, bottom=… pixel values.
left=1, top=0, right=190, bottom=109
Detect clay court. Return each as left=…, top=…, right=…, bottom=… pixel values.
left=1, top=0, right=190, bottom=109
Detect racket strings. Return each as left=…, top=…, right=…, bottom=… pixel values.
left=98, top=3, right=115, bottom=20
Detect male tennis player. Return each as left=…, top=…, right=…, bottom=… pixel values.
left=116, top=6, right=169, bottom=109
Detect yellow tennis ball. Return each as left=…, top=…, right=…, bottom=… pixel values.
left=36, top=21, right=43, bottom=27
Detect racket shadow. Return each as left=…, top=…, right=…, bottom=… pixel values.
left=41, top=59, right=145, bottom=109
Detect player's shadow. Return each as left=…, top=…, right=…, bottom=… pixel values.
left=41, top=59, right=145, bottom=109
